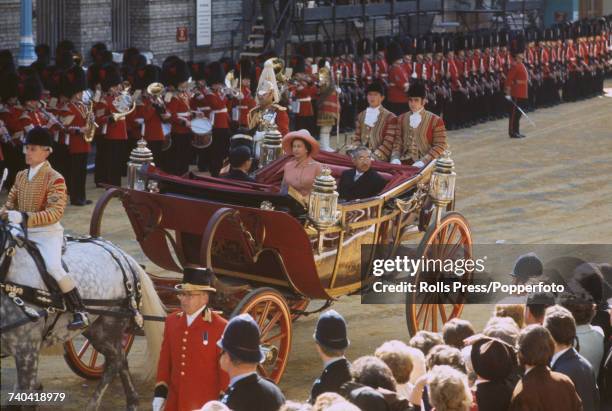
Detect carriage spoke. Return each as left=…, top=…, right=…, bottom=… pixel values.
left=422, top=304, right=430, bottom=329
left=257, top=301, right=273, bottom=329
left=439, top=304, right=448, bottom=323
left=416, top=303, right=427, bottom=321
left=260, top=310, right=283, bottom=337
left=261, top=331, right=287, bottom=344
left=77, top=340, right=91, bottom=359
left=441, top=224, right=459, bottom=257
left=89, top=350, right=99, bottom=368
left=431, top=304, right=438, bottom=331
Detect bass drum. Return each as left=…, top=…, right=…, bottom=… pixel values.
left=161, top=123, right=172, bottom=151
left=191, top=118, right=213, bottom=149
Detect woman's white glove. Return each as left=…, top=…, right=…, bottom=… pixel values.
left=412, top=160, right=425, bottom=168
left=7, top=211, right=23, bottom=224
left=152, top=397, right=165, bottom=411
left=390, top=159, right=401, bottom=165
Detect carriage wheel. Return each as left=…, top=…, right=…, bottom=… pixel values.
left=231, top=288, right=292, bottom=384
left=406, top=211, right=473, bottom=336
left=63, top=332, right=135, bottom=380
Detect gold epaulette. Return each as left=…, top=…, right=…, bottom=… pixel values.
left=176, top=311, right=184, bottom=317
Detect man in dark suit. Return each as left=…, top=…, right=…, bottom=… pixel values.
left=221, top=146, right=255, bottom=182
left=308, top=310, right=352, bottom=404
left=338, top=146, right=387, bottom=201
left=545, top=305, right=600, bottom=411
left=510, top=324, right=583, bottom=411
left=218, top=314, right=285, bottom=411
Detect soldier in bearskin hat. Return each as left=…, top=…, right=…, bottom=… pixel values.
left=162, top=56, right=194, bottom=176
left=133, top=64, right=166, bottom=166
left=351, top=80, right=397, bottom=162
left=153, top=266, right=229, bottom=411
left=59, top=65, right=92, bottom=206
left=94, top=63, right=129, bottom=185
left=202, top=61, right=232, bottom=177
left=291, top=54, right=317, bottom=137
left=234, top=58, right=257, bottom=131
left=385, top=41, right=410, bottom=115
left=391, top=81, right=448, bottom=167
left=505, top=33, right=529, bottom=138
left=0, top=67, right=25, bottom=190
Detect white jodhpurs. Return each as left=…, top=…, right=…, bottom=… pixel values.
left=12, top=223, right=71, bottom=291
left=319, top=126, right=334, bottom=152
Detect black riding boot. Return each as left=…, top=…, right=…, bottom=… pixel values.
left=64, top=288, right=90, bottom=330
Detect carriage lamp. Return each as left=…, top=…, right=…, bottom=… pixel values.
left=127, top=138, right=155, bottom=191
left=259, top=123, right=284, bottom=168
left=308, top=167, right=340, bottom=229
left=429, top=151, right=456, bottom=206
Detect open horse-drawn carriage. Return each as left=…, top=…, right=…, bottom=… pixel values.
left=64, top=144, right=473, bottom=383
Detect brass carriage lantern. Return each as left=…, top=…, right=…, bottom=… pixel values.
left=308, top=167, right=340, bottom=229
left=429, top=151, right=456, bottom=224
left=127, top=138, right=155, bottom=191
left=259, top=110, right=283, bottom=168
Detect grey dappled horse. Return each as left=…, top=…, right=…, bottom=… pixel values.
left=0, top=222, right=166, bottom=410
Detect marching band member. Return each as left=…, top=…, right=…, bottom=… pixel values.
left=292, top=55, right=317, bottom=137
left=153, top=266, right=228, bottom=411
left=134, top=64, right=166, bottom=166
left=391, top=81, right=448, bottom=167
left=352, top=80, right=397, bottom=162
left=0, top=70, right=26, bottom=190
left=203, top=61, right=232, bottom=177
left=60, top=66, right=92, bottom=206
left=234, top=58, right=256, bottom=130
left=248, top=59, right=289, bottom=156
left=162, top=57, right=193, bottom=176
left=385, top=41, right=410, bottom=115
left=1, top=127, right=89, bottom=330
left=94, top=63, right=128, bottom=186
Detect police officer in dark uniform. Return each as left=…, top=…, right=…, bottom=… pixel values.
left=219, top=314, right=285, bottom=411
left=308, top=309, right=352, bottom=404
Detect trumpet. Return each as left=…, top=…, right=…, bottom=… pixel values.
left=222, top=70, right=243, bottom=99
left=146, top=82, right=166, bottom=108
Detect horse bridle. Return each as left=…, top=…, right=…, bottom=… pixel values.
left=0, top=221, right=19, bottom=283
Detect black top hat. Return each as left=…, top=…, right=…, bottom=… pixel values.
left=162, top=57, right=190, bottom=88
left=407, top=81, right=426, bottom=99
left=229, top=146, right=252, bottom=168
left=18, top=73, right=43, bottom=103
left=217, top=314, right=265, bottom=363
left=62, top=65, right=87, bottom=97
left=366, top=80, right=386, bottom=96
left=471, top=337, right=517, bottom=381
left=100, top=63, right=122, bottom=92
left=510, top=253, right=543, bottom=280
left=175, top=266, right=216, bottom=292
left=314, top=309, right=349, bottom=350
left=386, top=41, right=403, bottom=65
left=25, top=126, right=53, bottom=148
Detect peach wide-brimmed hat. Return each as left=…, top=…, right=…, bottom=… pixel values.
left=282, top=129, right=320, bottom=157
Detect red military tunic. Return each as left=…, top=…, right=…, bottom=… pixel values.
left=505, top=61, right=529, bottom=99
left=95, top=94, right=128, bottom=140
left=62, top=101, right=92, bottom=154
left=387, top=63, right=409, bottom=104
left=203, top=91, right=230, bottom=130
left=294, top=84, right=316, bottom=117
left=236, top=86, right=256, bottom=128
left=165, top=92, right=193, bottom=134
left=155, top=308, right=229, bottom=411
left=135, top=96, right=165, bottom=142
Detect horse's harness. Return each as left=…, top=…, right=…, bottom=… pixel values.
left=0, top=221, right=147, bottom=333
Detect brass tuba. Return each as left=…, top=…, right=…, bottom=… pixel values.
left=111, top=85, right=136, bottom=122
left=146, top=82, right=166, bottom=107
left=223, top=70, right=242, bottom=98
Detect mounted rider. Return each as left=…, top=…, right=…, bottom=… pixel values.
left=1, top=126, right=89, bottom=330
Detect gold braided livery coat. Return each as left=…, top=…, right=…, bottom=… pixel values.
left=352, top=107, right=397, bottom=162
left=4, top=161, right=67, bottom=227
left=392, top=110, right=448, bottom=164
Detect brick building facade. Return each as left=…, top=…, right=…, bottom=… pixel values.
left=0, top=0, right=247, bottom=65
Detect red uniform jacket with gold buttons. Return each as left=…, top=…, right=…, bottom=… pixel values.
left=505, top=61, right=529, bottom=99
left=95, top=94, right=128, bottom=140
left=155, top=308, right=229, bottom=411
left=62, top=101, right=92, bottom=154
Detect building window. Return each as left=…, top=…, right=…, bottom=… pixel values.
left=37, top=0, right=66, bottom=54
left=112, top=0, right=130, bottom=51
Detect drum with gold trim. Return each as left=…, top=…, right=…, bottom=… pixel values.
left=190, top=118, right=213, bottom=149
